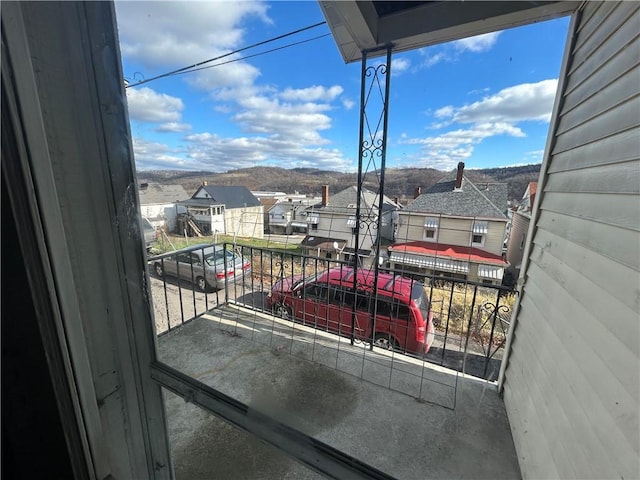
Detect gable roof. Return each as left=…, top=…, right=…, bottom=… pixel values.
left=319, top=186, right=400, bottom=215
left=194, top=185, right=261, bottom=209
left=406, top=170, right=508, bottom=218
left=138, top=183, right=189, bottom=205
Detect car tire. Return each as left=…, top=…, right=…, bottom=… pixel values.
left=274, top=304, right=292, bottom=321
left=196, top=276, right=209, bottom=292
left=374, top=333, right=398, bottom=351
left=154, top=262, right=164, bottom=277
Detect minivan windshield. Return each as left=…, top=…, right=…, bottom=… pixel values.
left=204, top=250, right=235, bottom=266
left=411, top=282, right=431, bottom=320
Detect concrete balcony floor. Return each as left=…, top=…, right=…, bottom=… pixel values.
left=157, top=304, right=521, bottom=479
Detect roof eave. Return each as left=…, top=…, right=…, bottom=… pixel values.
left=319, top=1, right=579, bottom=64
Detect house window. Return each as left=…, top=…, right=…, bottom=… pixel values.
left=471, top=221, right=488, bottom=247
left=307, top=213, right=319, bottom=224
left=311, top=223, right=318, bottom=231
left=423, top=217, right=439, bottom=242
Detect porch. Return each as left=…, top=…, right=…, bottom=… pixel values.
left=149, top=244, right=520, bottom=478
left=157, top=305, right=520, bottom=479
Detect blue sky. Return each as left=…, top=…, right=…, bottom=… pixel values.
left=115, top=1, right=570, bottom=173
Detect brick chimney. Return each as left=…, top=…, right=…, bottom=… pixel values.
left=455, top=162, right=465, bottom=189
left=321, top=185, right=329, bottom=206
left=414, top=187, right=421, bottom=199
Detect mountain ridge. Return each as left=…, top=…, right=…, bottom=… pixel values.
left=137, top=164, right=541, bottom=203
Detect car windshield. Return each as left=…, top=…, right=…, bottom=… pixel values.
left=204, top=250, right=235, bottom=267
left=292, top=271, right=322, bottom=290
left=411, top=282, right=431, bottom=319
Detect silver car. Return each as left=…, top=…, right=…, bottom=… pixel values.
left=152, top=244, right=251, bottom=292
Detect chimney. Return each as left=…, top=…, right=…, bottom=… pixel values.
left=321, top=185, right=329, bottom=206
left=455, top=162, right=465, bottom=189
left=414, top=187, right=421, bottom=199
left=393, top=197, right=399, bottom=205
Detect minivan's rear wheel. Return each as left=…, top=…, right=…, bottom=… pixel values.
left=374, top=333, right=398, bottom=351
left=274, top=304, right=292, bottom=321
left=154, top=262, right=164, bottom=277
left=196, top=276, right=209, bottom=292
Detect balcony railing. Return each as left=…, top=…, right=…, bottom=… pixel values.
left=148, top=242, right=516, bottom=405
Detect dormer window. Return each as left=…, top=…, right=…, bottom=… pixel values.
left=423, top=217, right=439, bottom=242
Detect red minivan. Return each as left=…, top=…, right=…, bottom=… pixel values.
left=266, top=267, right=435, bottom=355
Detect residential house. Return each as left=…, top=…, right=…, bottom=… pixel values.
left=137, top=182, right=189, bottom=231
left=389, top=162, right=509, bottom=285
left=178, top=184, right=263, bottom=239
left=505, top=182, right=537, bottom=280
left=3, top=2, right=637, bottom=479
left=267, top=200, right=310, bottom=235
left=301, top=185, right=400, bottom=265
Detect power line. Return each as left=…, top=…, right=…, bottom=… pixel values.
left=125, top=20, right=327, bottom=88
left=175, top=33, right=332, bottom=76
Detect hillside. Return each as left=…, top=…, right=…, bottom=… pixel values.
left=138, top=164, right=541, bottom=203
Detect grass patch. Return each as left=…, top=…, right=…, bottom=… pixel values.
left=150, top=232, right=301, bottom=255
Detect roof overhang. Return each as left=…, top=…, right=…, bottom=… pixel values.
left=318, top=1, right=580, bottom=63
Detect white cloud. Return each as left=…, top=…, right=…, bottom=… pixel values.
left=402, top=122, right=527, bottom=171
left=156, top=122, right=192, bottom=133
left=420, top=51, right=449, bottom=68
left=392, top=57, right=411, bottom=75
left=279, top=85, right=343, bottom=102
left=116, top=1, right=351, bottom=172
left=342, top=98, right=355, bottom=110
left=116, top=1, right=268, bottom=93
left=184, top=132, right=351, bottom=171
left=435, top=79, right=558, bottom=124
left=126, top=87, right=185, bottom=123
left=115, top=1, right=270, bottom=68
left=453, top=32, right=501, bottom=53
left=132, top=138, right=190, bottom=170
left=403, top=79, right=559, bottom=170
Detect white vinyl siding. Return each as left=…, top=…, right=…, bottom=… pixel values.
left=436, top=217, right=471, bottom=246
left=502, top=3, right=640, bottom=479
left=505, top=212, right=530, bottom=275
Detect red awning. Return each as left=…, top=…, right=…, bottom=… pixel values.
left=388, top=241, right=507, bottom=266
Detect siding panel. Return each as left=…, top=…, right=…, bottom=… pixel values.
left=547, top=128, right=639, bottom=173
left=563, top=39, right=639, bottom=115
left=566, top=3, right=640, bottom=95
left=560, top=67, right=640, bottom=130
left=515, top=294, right=636, bottom=478
left=553, top=94, right=639, bottom=150
left=503, top=2, right=640, bottom=479
left=533, top=228, right=640, bottom=314
left=540, top=191, right=640, bottom=230
left=536, top=210, right=640, bottom=269
left=543, top=159, right=640, bottom=194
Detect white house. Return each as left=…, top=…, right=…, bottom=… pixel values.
left=137, top=183, right=189, bottom=231
left=178, top=184, right=264, bottom=239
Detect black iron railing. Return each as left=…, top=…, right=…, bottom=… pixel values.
left=148, top=243, right=515, bottom=383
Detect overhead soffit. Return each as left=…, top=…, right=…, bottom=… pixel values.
left=318, top=0, right=580, bottom=63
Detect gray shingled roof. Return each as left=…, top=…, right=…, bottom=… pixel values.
left=194, top=185, right=261, bottom=209
left=319, top=186, right=399, bottom=215
left=138, top=183, right=189, bottom=205
left=406, top=171, right=508, bottom=218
